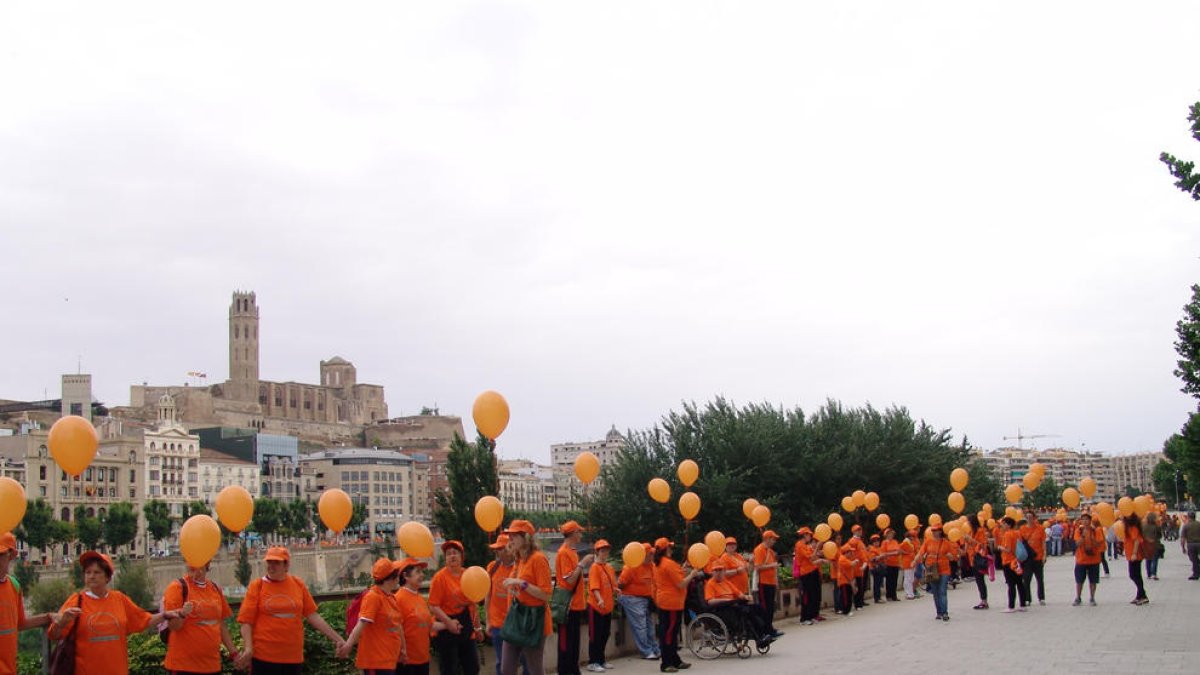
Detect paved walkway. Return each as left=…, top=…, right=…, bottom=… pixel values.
left=607, top=547, right=1198, bottom=674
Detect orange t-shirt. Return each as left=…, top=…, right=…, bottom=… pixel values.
left=355, top=586, right=404, bottom=670
left=753, top=544, right=778, bottom=585
left=1022, top=523, right=1047, bottom=561
left=555, top=546, right=587, bottom=611
left=395, top=587, right=434, bottom=665
left=1124, top=524, right=1145, bottom=562
left=899, top=538, right=917, bottom=569
left=163, top=578, right=233, bottom=673
left=719, top=552, right=749, bottom=595
left=53, top=591, right=152, bottom=675
left=917, top=539, right=954, bottom=576
left=881, top=540, right=901, bottom=567
left=587, top=562, right=616, bottom=614
left=236, top=575, right=318, bottom=665
left=1000, top=530, right=1019, bottom=569
left=794, top=541, right=817, bottom=576
left=1074, top=526, right=1105, bottom=565
left=512, top=551, right=553, bottom=637
left=0, top=578, right=27, bottom=675
left=966, top=528, right=988, bottom=564
left=652, top=558, right=687, bottom=611
left=847, top=538, right=869, bottom=576
left=617, top=563, right=654, bottom=597
left=834, top=556, right=855, bottom=586
left=485, top=560, right=516, bottom=630
left=428, top=567, right=480, bottom=627
left=703, top=576, right=740, bottom=602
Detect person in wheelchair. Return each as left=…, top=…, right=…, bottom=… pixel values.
left=701, top=563, right=776, bottom=650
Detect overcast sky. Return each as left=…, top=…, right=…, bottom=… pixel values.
left=3, top=2, right=1199, bottom=463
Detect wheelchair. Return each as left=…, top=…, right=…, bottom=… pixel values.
left=683, top=577, right=772, bottom=660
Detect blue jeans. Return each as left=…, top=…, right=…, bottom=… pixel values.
left=932, top=574, right=949, bottom=616
left=1146, top=553, right=1159, bottom=577
left=491, top=627, right=530, bottom=675
left=617, top=595, right=657, bottom=657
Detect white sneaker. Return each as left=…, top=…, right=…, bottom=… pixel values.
left=602, top=664, right=615, bottom=670
left=587, top=665, right=606, bottom=673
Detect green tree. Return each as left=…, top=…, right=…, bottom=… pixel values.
left=29, top=578, right=73, bottom=613
left=102, top=502, right=138, bottom=554
left=1163, top=423, right=1200, bottom=499
left=348, top=502, right=368, bottom=534
left=1174, top=285, right=1200, bottom=399
left=282, top=499, right=315, bottom=539
left=1152, top=459, right=1184, bottom=506
left=73, top=506, right=103, bottom=551
left=182, top=500, right=211, bottom=519
left=235, top=540, right=252, bottom=589
left=1160, top=100, right=1200, bottom=201
left=112, top=557, right=154, bottom=608
left=1025, top=477, right=1063, bottom=510
left=433, top=433, right=499, bottom=566
left=11, top=559, right=38, bottom=591
left=143, top=500, right=173, bottom=551
left=252, top=498, right=282, bottom=543
left=15, top=499, right=58, bottom=552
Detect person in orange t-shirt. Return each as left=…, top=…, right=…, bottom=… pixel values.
left=395, top=557, right=445, bottom=675
left=236, top=546, right=346, bottom=674
left=1122, top=515, right=1149, bottom=604
left=846, top=526, right=870, bottom=609
left=964, top=515, right=991, bottom=610
left=339, top=558, right=407, bottom=673
left=1021, top=515, right=1048, bottom=606
left=485, top=535, right=528, bottom=675
left=0, top=533, right=53, bottom=675
left=616, top=543, right=657, bottom=659
left=162, top=562, right=237, bottom=674
left=900, top=529, right=920, bottom=599
left=719, top=537, right=749, bottom=597
left=1072, top=514, right=1105, bottom=606
left=652, top=539, right=700, bottom=673
left=792, top=528, right=823, bottom=624
left=498, top=520, right=553, bottom=675
left=751, top=530, right=783, bottom=637
left=701, top=563, right=775, bottom=649
left=429, top=541, right=484, bottom=675
left=48, top=551, right=185, bottom=675
left=995, top=518, right=1029, bottom=612
left=585, top=540, right=616, bottom=671
left=833, top=546, right=857, bottom=616
left=878, top=529, right=901, bottom=602
left=554, top=521, right=594, bottom=675
left=916, top=526, right=955, bottom=621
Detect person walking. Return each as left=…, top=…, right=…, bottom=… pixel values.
left=1050, top=520, right=1064, bottom=557
left=1142, top=513, right=1162, bottom=580
left=1072, top=514, right=1104, bottom=607
left=498, top=520, right=552, bottom=675
left=236, top=546, right=346, bottom=674
left=585, top=540, right=616, bottom=672
left=617, top=543, right=657, bottom=659
left=339, top=558, right=406, bottom=674
left=916, top=525, right=953, bottom=621
left=0, top=533, right=53, bottom=675
left=1122, top=515, right=1150, bottom=605
left=162, top=561, right=239, bottom=674
left=395, top=557, right=443, bottom=675
left=49, top=551, right=188, bottom=675
left=996, top=518, right=1029, bottom=613
left=792, top=528, right=822, bottom=624
left=752, top=530, right=783, bottom=637
left=1021, top=515, right=1048, bottom=605
left=429, top=541, right=483, bottom=675
left=965, top=516, right=990, bottom=610
left=555, top=521, right=594, bottom=675
left=1182, top=512, right=1200, bottom=579
left=651, top=538, right=700, bottom=673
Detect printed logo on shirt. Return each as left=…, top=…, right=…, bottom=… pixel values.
left=264, top=592, right=301, bottom=619
left=86, top=612, right=122, bottom=642
left=191, top=598, right=221, bottom=626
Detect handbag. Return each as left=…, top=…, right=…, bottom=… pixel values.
left=1015, top=539, right=1029, bottom=562
left=499, top=600, right=544, bottom=648
left=48, top=593, right=82, bottom=675
left=549, top=586, right=573, bottom=626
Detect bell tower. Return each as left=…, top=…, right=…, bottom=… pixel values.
left=228, top=291, right=260, bottom=402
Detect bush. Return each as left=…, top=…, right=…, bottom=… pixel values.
left=29, top=578, right=73, bottom=614
left=12, top=559, right=38, bottom=590
left=113, top=558, right=155, bottom=609
left=303, top=600, right=356, bottom=674
left=126, top=632, right=167, bottom=673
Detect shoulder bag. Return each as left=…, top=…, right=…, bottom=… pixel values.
left=48, top=593, right=82, bottom=675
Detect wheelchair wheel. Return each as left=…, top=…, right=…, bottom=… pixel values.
left=757, top=641, right=771, bottom=655
left=737, top=640, right=753, bottom=659
left=685, top=613, right=729, bottom=660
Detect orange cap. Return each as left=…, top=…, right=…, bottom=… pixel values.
left=654, top=537, right=673, bottom=550
left=561, top=520, right=583, bottom=535
left=504, top=520, right=535, bottom=536
left=593, top=539, right=611, bottom=550
left=441, top=540, right=464, bottom=553
left=79, top=550, right=113, bottom=576
left=396, top=557, right=428, bottom=577
left=762, top=530, right=779, bottom=540
left=372, top=558, right=401, bottom=581
left=0, top=533, right=16, bottom=554
left=724, top=536, right=737, bottom=545
left=851, top=524, right=862, bottom=533
left=642, top=542, right=654, bottom=553
left=796, top=527, right=812, bottom=536
left=264, top=546, right=290, bottom=562
left=489, top=534, right=511, bottom=550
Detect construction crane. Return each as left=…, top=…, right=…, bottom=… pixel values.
left=1002, top=428, right=1061, bottom=449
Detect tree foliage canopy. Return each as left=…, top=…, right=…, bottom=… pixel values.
left=1160, top=100, right=1200, bottom=201
left=432, top=433, right=498, bottom=566
left=587, top=399, right=1000, bottom=553
left=1175, top=284, right=1200, bottom=399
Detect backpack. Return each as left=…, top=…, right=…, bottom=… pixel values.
left=345, top=587, right=371, bottom=630
left=1015, top=539, right=1030, bottom=562
left=158, top=578, right=188, bottom=644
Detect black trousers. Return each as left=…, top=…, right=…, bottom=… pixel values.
left=756, top=583, right=776, bottom=631
left=974, top=570, right=988, bottom=601
left=557, top=608, right=584, bottom=675
left=872, top=568, right=886, bottom=602
left=249, top=661, right=301, bottom=675
left=1024, top=558, right=1045, bottom=601
left=853, top=573, right=866, bottom=608
left=398, top=665, right=431, bottom=675
left=434, top=610, right=480, bottom=675
left=800, top=570, right=821, bottom=621
left=657, top=609, right=684, bottom=669
left=1128, top=560, right=1147, bottom=600
left=885, top=566, right=900, bottom=600
left=1003, top=566, right=1028, bottom=608
left=586, top=607, right=611, bottom=666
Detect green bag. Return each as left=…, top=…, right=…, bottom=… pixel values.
left=550, top=587, right=573, bottom=626
left=499, top=601, right=544, bottom=648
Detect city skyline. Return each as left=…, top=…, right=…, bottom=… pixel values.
left=3, top=3, right=1199, bottom=463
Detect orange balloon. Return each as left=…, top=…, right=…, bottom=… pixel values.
left=648, top=478, right=670, bottom=504
left=828, top=513, right=844, bottom=531
left=179, top=514, right=221, bottom=567
left=948, top=492, right=965, bottom=514
left=1028, top=462, right=1046, bottom=477
left=928, top=513, right=943, bottom=527
left=679, top=491, right=701, bottom=521
left=1005, top=484, right=1023, bottom=505
left=623, top=542, right=646, bottom=568
left=472, top=390, right=510, bottom=440
left=1079, top=477, right=1097, bottom=499
left=1095, top=502, right=1116, bottom=527
left=1023, top=472, right=1041, bottom=491
left=47, top=415, right=98, bottom=477
left=841, top=496, right=856, bottom=512
left=1117, top=496, right=1135, bottom=517
left=904, top=514, right=919, bottom=530
left=460, top=566, right=490, bottom=602
left=704, top=530, right=726, bottom=558
left=864, top=492, right=880, bottom=512
left=950, top=468, right=969, bottom=492
left=399, top=521, right=435, bottom=558
left=1005, top=506, right=1023, bottom=521
left=987, top=518, right=997, bottom=529
left=677, top=460, right=699, bottom=487
left=822, top=541, right=838, bottom=560
left=742, top=498, right=760, bottom=519
left=319, top=489, right=353, bottom=533
left=982, top=503, right=994, bottom=516
left=474, top=496, right=505, bottom=532
left=1062, top=488, right=1080, bottom=509
left=814, top=523, right=832, bottom=543
left=946, top=525, right=963, bottom=542
left=1133, top=495, right=1152, bottom=518
left=0, top=477, right=27, bottom=535
left=687, top=542, right=712, bottom=568
left=574, top=452, right=600, bottom=484
left=1112, top=519, right=1125, bottom=539
left=852, top=490, right=866, bottom=508
left=751, top=505, right=770, bottom=528
left=876, top=513, right=890, bottom=530
left=215, top=485, right=254, bottom=533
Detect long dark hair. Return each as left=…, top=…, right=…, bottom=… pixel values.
left=1122, top=514, right=1141, bottom=534
left=654, top=546, right=670, bottom=566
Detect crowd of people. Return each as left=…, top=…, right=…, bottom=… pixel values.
left=3, top=509, right=1200, bottom=675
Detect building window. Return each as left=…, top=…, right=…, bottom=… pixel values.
left=129, top=469, right=136, bottom=482
left=109, top=468, right=117, bottom=481
left=39, top=486, right=46, bottom=497
left=39, top=465, right=46, bottom=480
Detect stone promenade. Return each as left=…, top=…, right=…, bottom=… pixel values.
left=606, top=547, right=1198, bottom=674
